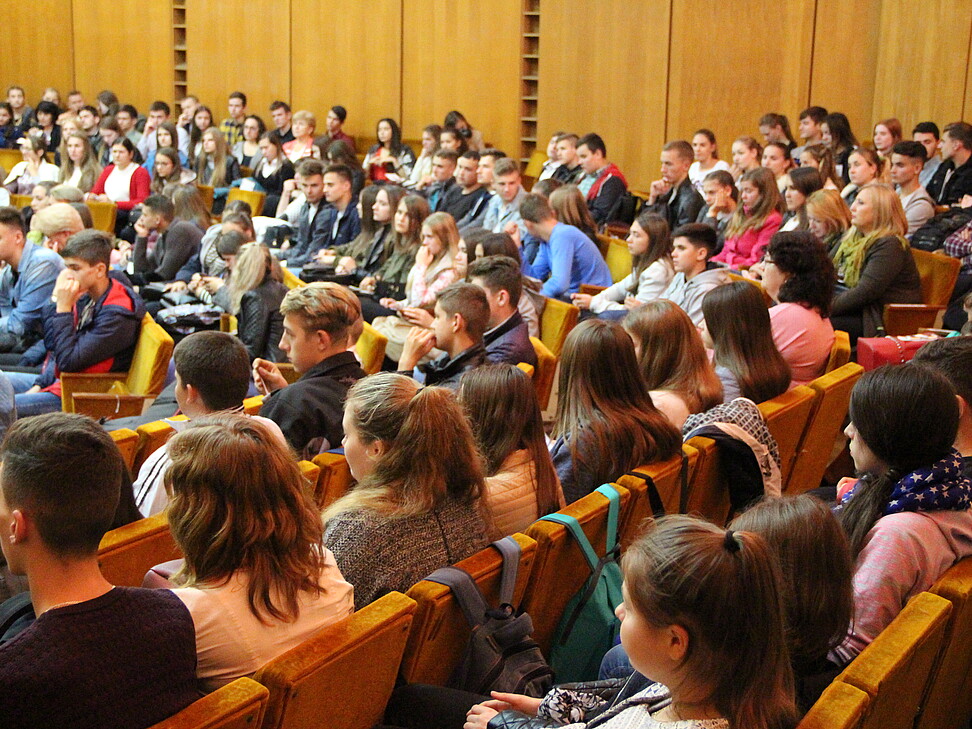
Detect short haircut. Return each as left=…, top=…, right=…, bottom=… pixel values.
left=519, top=192, right=555, bottom=223
left=468, top=254, right=523, bottom=305
left=323, top=163, right=353, bottom=186
left=0, top=412, right=122, bottom=558
left=436, top=282, right=490, bottom=340
left=221, top=211, right=254, bottom=235
left=672, top=222, right=718, bottom=256
left=35, top=100, right=59, bottom=119
left=50, top=185, right=84, bottom=203
left=280, top=282, right=360, bottom=345
left=492, top=157, right=520, bottom=178
left=663, top=139, right=694, bottom=163
left=799, top=106, right=828, bottom=123
left=142, top=194, right=175, bottom=221
left=944, top=121, right=972, bottom=151
left=892, top=140, right=927, bottom=163
left=118, top=104, right=138, bottom=118
left=33, top=203, right=83, bottom=237
left=61, top=229, right=112, bottom=267
left=99, top=116, right=121, bottom=134
left=298, top=158, right=324, bottom=178
left=79, top=104, right=99, bottom=117
left=461, top=149, right=481, bottom=162
left=481, top=148, right=507, bottom=160
left=149, top=100, right=171, bottom=116
left=269, top=100, right=291, bottom=113
left=229, top=91, right=247, bottom=106
left=0, top=206, right=25, bottom=235
left=912, top=121, right=940, bottom=139
left=557, top=133, right=579, bottom=147
left=577, top=133, right=606, bottom=156
left=174, top=332, right=251, bottom=411
left=292, top=110, right=316, bottom=126
left=331, top=105, right=347, bottom=122
left=70, top=203, right=94, bottom=228
left=912, top=336, right=972, bottom=409
left=215, top=230, right=247, bottom=258
left=433, top=148, right=460, bottom=164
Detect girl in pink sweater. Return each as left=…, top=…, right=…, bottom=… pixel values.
left=712, top=167, right=783, bottom=269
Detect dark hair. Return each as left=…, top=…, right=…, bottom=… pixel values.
left=532, top=178, right=563, bottom=199
left=766, top=231, right=836, bottom=315
left=944, top=122, right=972, bottom=151
left=799, top=106, right=828, bottom=124
left=174, top=332, right=251, bottom=411
left=324, top=163, right=354, bottom=187
left=110, top=135, right=138, bottom=158
left=436, top=282, right=490, bottom=340
left=912, top=121, right=940, bottom=139
left=693, top=128, right=719, bottom=158
left=0, top=206, right=25, bottom=235
left=440, top=127, right=468, bottom=155
left=759, top=113, right=796, bottom=145
left=481, top=148, right=507, bottom=161
left=118, top=104, right=138, bottom=119
left=149, top=100, right=171, bottom=116
left=461, top=149, right=480, bottom=162
left=577, top=133, right=606, bottom=157
left=672, top=222, right=718, bottom=255
left=433, top=148, right=460, bottom=164
left=628, top=212, right=672, bottom=295
left=221, top=211, right=254, bottom=235
left=62, top=229, right=112, bottom=267
left=298, top=158, right=324, bottom=178
left=424, top=123, right=443, bottom=140
left=840, top=365, right=959, bottom=557
left=912, top=336, right=972, bottom=409
left=0, top=412, right=122, bottom=558
left=444, top=110, right=469, bottom=129
left=478, top=232, right=521, bottom=263
left=702, top=282, right=791, bottom=403
left=242, top=114, right=265, bottom=138
left=519, top=193, right=554, bottom=224
left=143, top=194, right=175, bottom=221
left=703, top=169, right=739, bottom=202
left=215, top=230, right=248, bottom=259
left=269, top=100, right=291, bottom=113
left=785, top=167, right=824, bottom=228
left=823, top=113, right=858, bottom=151
left=79, top=104, right=100, bottom=118
left=229, top=91, right=247, bottom=106
left=35, top=100, right=60, bottom=120
left=469, top=254, right=523, bottom=305
left=377, top=117, right=404, bottom=155
left=891, top=140, right=927, bottom=163
left=327, top=105, right=346, bottom=123
left=325, top=139, right=357, bottom=168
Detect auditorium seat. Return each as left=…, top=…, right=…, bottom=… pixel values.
left=601, top=235, right=632, bottom=283
left=109, top=428, right=140, bottom=472
left=681, top=436, right=731, bottom=526
left=797, top=680, right=869, bottom=729
left=310, top=452, right=354, bottom=509
left=883, top=249, right=960, bottom=335
left=147, top=677, right=269, bottom=729
left=85, top=200, right=118, bottom=233
left=133, top=419, right=180, bottom=473
left=98, top=514, right=181, bottom=587
left=252, top=591, right=416, bottom=729
left=727, top=272, right=774, bottom=307
left=357, top=321, right=388, bottom=375
left=826, top=330, right=851, bottom=373
left=281, top=266, right=304, bottom=289
left=757, top=385, right=816, bottom=487
left=196, top=184, right=215, bottom=212
left=226, top=188, right=266, bottom=218
left=530, top=336, right=557, bottom=410
left=516, top=362, right=535, bottom=377
left=616, top=446, right=697, bottom=549
left=539, top=296, right=579, bottom=357
left=243, top=395, right=264, bottom=415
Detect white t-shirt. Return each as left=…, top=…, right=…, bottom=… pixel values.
left=104, top=163, right=138, bottom=203
left=688, top=159, right=731, bottom=192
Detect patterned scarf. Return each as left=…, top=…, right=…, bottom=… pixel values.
left=839, top=449, right=972, bottom=515
left=832, top=227, right=908, bottom=288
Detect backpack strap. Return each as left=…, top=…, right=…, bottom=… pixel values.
left=491, top=536, right=521, bottom=607
left=540, top=484, right=621, bottom=570
left=425, top=566, right=490, bottom=629
left=624, top=471, right=665, bottom=518
left=541, top=513, right=599, bottom=571
left=595, top=484, right=621, bottom=552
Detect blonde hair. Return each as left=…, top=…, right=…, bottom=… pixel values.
left=422, top=212, right=461, bottom=262
left=225, top=244, right=274, bottom=314
left=280, top=282, right=360, bottom=344
left=805, top=189, right=851, bottom=236
left=851, top=183, right=908, bottom=237
left=57, top=131, right=102, bottom=192
left=196, top=128, right=231, bottom=188
left=292, top=110, right=316, bottom=129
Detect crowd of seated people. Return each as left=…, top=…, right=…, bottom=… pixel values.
left=1, top=83, right=972, bottom=729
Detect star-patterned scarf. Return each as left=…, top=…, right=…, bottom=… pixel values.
left=839, top=449, right=972, bottom=515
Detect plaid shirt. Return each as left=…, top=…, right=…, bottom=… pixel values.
left=218, top=118, right=244, bottom=147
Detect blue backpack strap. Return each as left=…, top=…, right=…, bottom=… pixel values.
left=595, top=484, right=621, bottom=552
left=541, top=513, right=598, bottom=571
left=491, top=536, right=522, bottom=606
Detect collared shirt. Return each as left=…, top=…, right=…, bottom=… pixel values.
left=0, top=241, right=64, bottom=338
left=219, top=118, right=244, bottom=147
left=481, top=186, right=527, bottom=237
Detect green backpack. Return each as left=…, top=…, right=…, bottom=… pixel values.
left=540, top=484, right=624, bottom=683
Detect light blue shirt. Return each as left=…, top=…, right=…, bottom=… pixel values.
left=0, top=241, right=64, bottom=338
left=522, top=222, right=612, bottom=301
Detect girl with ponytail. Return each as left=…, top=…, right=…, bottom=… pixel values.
left=323, top=373, right=490, bottom=609
left=831, top=364, right=972, bottom=665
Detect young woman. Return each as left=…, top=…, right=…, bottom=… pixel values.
left=730, top=135, right=762, bottom=180
left=798, top=144, right=843, bottom=190
left=571, top=211, right=673, bottom=319
left=688, top=129, right=731, bottom=193
left=334, top=184, right=404, bottom=284
left=872, top=118, right=902, bottom=168
left=701, top=281, right=791, bottom=403
left=224, top=244, right=288, bottom=362
left=282, top=110, right=317, bottom=163
left=762, top=231, right=837, bottom=386
left=780, top=167, right=824, bottom=231
left=0, top=103, right=17, bottom=149
left=252, top=131, right=295, bottom=216
left=698, top=169, right=738, bottom=244
left=712, top=167, right=784, bottom=269
left=188, top=105, right=213, bottom=165
left=459, top=364, right=565, bottom=538
left=168, top=182, right=210, bottom=232
left=96, top=90, right=119, bottom=118
left=762, top=141, right=793, bottom=194
left=362, top=118, right=416, bottom=183
left=405, top=123, right=442, bottom=190
left=549, top=184, right=598, bottom=244
left=831, top=364, right=972, bottom=666
left=806, top=189, right=852, bottom=255
left=87, top=137, right=150, bottom=231
left=324, top=373, right=491, bottom=609
left=165, top=415, right=354, bottom=691
left=142, top=122, right=188, bottom=178
left=624, top=300, right=723, bottom=429
left=325, top=139, right=365, bottom=198
left=359, top=193, right=430, bottom=309
left=151, top=147, right=197, bottom=195
left=195, top=128, right=241, bottom=214
left=464, top=516, right=798, bottom=729
left=439, top=127, right=468, bottom=156
left=830, top=183, right=922, bottom=340
left=231, top=114, right=265, bottom=169
left=551, top=319, right=681, bottom=503
left=821, top=112, right=858, bottom=185
left=4, top=134, right=59, bottom=194
left=57, top=130, right=101, bottom=193
left=31, top=100, right=61, bottom=153
left=840, top=147, right=881, bottom=206
left=444, top=110, right=484, bottom=152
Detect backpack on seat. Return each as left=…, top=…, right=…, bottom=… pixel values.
left=425, top=536, right=554, bottom=697
left=541, top=484, right=624, bottom=683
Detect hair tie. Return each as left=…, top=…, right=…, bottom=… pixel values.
left=723, top=529, right=741, bottom=553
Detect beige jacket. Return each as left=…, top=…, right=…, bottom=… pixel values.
left=484, top=449, right=565, bottom=539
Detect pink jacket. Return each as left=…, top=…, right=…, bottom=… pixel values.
left=713, top=210, right=782, bottom=269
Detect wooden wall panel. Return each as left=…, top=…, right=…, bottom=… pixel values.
left=536, top=0, right=670, bottom=191
left=291, top=0, right=402, bottom=142
left=186, top=2, right=290, bottom=126
left=0, top=0, right=74, bottom=109
left=402, top=0, right=521, bottom=155
left=667, top=0, right=814, bottom=157
left=72, top=1, right=172, bottom=113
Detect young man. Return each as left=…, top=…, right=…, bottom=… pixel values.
left=269, top=100, right=294, bottom=144
left=0, top=412, right=198, bottom=729
left=890, top=141, right=935, bottom=237
left=519, top=192, right=611, bottom=301
left=137, top=100, right=190, bottom=159
left=131, top=194, right=203, bottom=284
left=295, top=163, right=360, bottom=268
left=913, top=338, right=972, bottom=474
left=576, top=133, right=628, bottom=225
left=481, top=157, right=528, bottom=236
left=647, top=140, right=705, bottom=230
left=914, top=121, right=943, bottom=189
left=0, top=206, right=64, bottom=355
left=134, top=331, right=285, bottom=516
left=425, top=148, right=458, bottom=211
left=6, top=86, right=32, bottom=129
left=319, top=105, right=355, bottom=152
left=6, top=230, right=144, bottom=418
left=457, top=149, right=506, bottom=231
left=399, top=282, right=489, bottom=389
left=660, top=222, right=730, bottom=327
left=278, top=159, right=326, bottom=267
left=442, top=150, right=490, bottom=222
left=793, top=105, right=827, bottom=160
left=176, top=95, right=199, bottom=133
left=536, top=130, right=565, bottom=182
left=469, top=255, right=536, bottom=367
left=552, top=133, right=583, bottom=185
left=927, top=121, right=972, bottom=205
left=115, top=104, right=141, bottom=145
left=77, top=105, right=103, bottom=158
left=218, top=91, right=247, bottom=147
left=254, top=282, right=365, bottom=457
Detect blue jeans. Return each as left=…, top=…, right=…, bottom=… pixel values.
left=599, top=643, right=634, bottom=680
left=5, top=371, right=61, bottom=418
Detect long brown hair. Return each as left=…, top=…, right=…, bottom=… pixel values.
left=165, top=414, right=328, bottom=624
left=627, top=211, right=672, bottom=296
left=459, top=365, right=562, bottom=523
left=554, top=320, right=681, bottom=486
left=623, top=300, right=722, bottom=413
left=391, top=194, right=430, bottom=256
left=196, top=127, right=231, bottom=188
left=702, top=282, right=790, bottom=403
left=725, top=167, right=784, bottom=238
left=58, top=131, right=102, bottom=192
left=549, top=184, right=597, bottom=241
left=623, top=516, right=797, bottom=729
left=322, top=373, right=487, bottom=522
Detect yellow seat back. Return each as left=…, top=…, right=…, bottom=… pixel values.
left=281, top=266, right=304, bottom=289
left=797, top=680, right=869, bottom=729
left=516, top=362, right=535, bottom=378
left=757, top=385, right=816, bottom=487
left=311, top=452, right=354, bottom=510
left=522, top=149, right=547, bottom=181
left=401, top=533, right=537, bottom=685
left=529, top=336, right=557, bottom=411
left=9, top=193, right=31, bottom=209
left=226, top=187, right=267, bottom=217
left=148, top=677, right=269, bottom=729
left=85, top=200, right=118, bottom=233
left=913, top=248, right=961, bottom=307
left=826, top=330, right=851, bottom=373
left=539, top=296, right=579, bottom=357
left=253, top=591, right=416, bottom=729
left=0, top=148, right=23, bottom=177
left=682, top=436, right=732, bottom=525
left=603, top=236, right=632, bottom=283
left=196, top=184, right=215, bottom=212
left=126, top=314, right=175, bottom=397
left=357, top=321, right=388, bottom=375
left=243, top=395, right=264, bottom=415
left=616, top=447, right=697, bottom=549
left=98, top=514, right=181, bottom=587
left=728, top=272, right=774, bottom=306
left=110, top=428, right=139, bottom=472
left=133, top=420, right=177, bottom=473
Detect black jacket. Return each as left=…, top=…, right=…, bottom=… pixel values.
left=238, top=278, right=288, bottom=362
left=927, top=157, right=972, bottom=205
left=484, top=311, right=536, bottom=368
left=647, top=178, right=704, bottom=231
left=413, top=342, right=487, bottom=390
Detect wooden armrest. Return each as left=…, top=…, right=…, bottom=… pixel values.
left=883, top=304, right=945, bottom=336
left=579, top=284, right=607, bottom=296
left=60, top=372, right=128, bottom=392
left=71, top=393, right=148, bottom=420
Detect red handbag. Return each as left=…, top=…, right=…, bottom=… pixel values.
left=856, top=334, right=940, bottom=370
